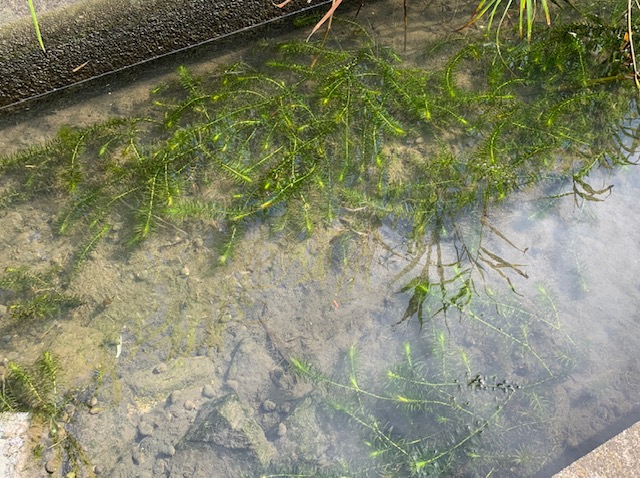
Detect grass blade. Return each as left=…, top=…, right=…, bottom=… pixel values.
left=27, top=0, right=46, bottom=52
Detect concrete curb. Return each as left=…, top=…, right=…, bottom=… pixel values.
left=0, top=0, right=333, bottom=109
left=0, top=412, right=31, bottom=478
left=553, top=420, right=640, bottom=478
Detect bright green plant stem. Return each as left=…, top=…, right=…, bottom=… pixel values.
left=27, top=0, right=46, bottom=52
left=467, top=0, right=551, bottom=40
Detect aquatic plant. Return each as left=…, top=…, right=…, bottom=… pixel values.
left=0, top=266, right=83, bottom=323
left=463, top=0, right=640, bottom=84
left=0, top=8, right=637, bottom=270
left=285, top=325, right=571, bottom=476
left=1, top=351, right=60, bottom=417
left=388, top=4, right=640, bottom=325
left=394, top=220, right=578, bottom=375
left=0, top=6, right=632, bottom=476
left=0, top=352, right=95, bottom=476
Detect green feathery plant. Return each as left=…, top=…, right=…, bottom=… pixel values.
left=394, top=226, right=579, bottom=375
left=0, top=266, right=83, bottom=324
left=463, top=0, right=640, bottom=87
left=1, top=352, right=60, bottom=418
left=286, top=323, right=573, bottom=476
left=0, top=352, right=95, bottom=475
left=0, top=10, right=637, bottom=271
left=263, top=251, right=579, bottom=475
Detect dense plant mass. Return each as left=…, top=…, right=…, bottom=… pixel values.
left=1, top=9, right=637, bottom=269
left=2, top=2, right=639, bottom=477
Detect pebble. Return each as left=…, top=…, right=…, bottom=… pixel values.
left=153, top=362, right=168, bottom=374
left=202, top=384, right=216, bottom=398
left=180, top=265, right=190, bottom=277
left=193, top=237, right=204, bottom=249
left=169, top=391, right=182, bottom=405
left=45, top=459, right=57, bottom=474
left=56, top=427, right=67, bottom=440
left=184, top=400, right=196, bottom=411
left=7, top=212, right=23, bottom=224
left=160, top=444, right=176, bottom=457
left=49, top=255, right=65, bottom=269
left=93, top=465, right=104, bottom=475
left=131, top=450, right=143, bottom=465
left=88, top=397, right=98, bottom=407
left=277, top=422, right=287, bottom=437
left=226, top=379, right=238, bottom=391
left=101, top=296, right=113, bottom=308
left=133, top=270, right=149, bottom=282
left=269, top=367, right=284, bottom=386
left=262, top=400, right=276, bottom=412
left=612, top=403, right=623, bottom=417
left=153, top=460, right=167, bottom=475
left=138, top=421, right=154, bottom=437
left=89, top=406, right=100, bottom=415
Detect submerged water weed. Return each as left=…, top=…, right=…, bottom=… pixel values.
left=387, top=1, right=640, bottom=328
left=0, top=266, right=83, bottom=325
left=286, top=327, right=569, bottom=477
left=0, top=352, right=95, bottom=475
left=0, top=12, right=637, bottom=267
left=393, top=216, right=578, bottom=373
left=1, top=352, right=61, bottom=417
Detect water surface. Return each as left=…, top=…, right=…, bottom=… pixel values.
left=1, top=2, right=640, bottom=477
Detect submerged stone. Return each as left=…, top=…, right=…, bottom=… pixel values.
left=180, top=393, right=275, bottom=467
left=279, top=397, right=331, bottom=463
left=128, top=356, right=216, bottom=400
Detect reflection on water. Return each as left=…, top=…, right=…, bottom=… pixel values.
left=1, top=6, right=640, bottom=478
left=267, top=158, right=640, bottom=476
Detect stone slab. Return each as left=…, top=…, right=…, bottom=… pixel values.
left=554, top=420, right=640, bottom=478
left=0, top=412, right=31, bottom=478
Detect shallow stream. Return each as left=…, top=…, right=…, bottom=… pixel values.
left=1, top=1, right=640, bottom=477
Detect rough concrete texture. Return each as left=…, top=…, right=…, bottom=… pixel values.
left=0, top=0, right=86, bottom=26
left=0, top=413, right=30, bottom=478
left=0, top=0, right=332, bottom=108
left=554, top=420, right=640, bottom=478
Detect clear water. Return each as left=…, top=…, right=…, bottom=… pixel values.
left=1, top=2, right=640, bottom=477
